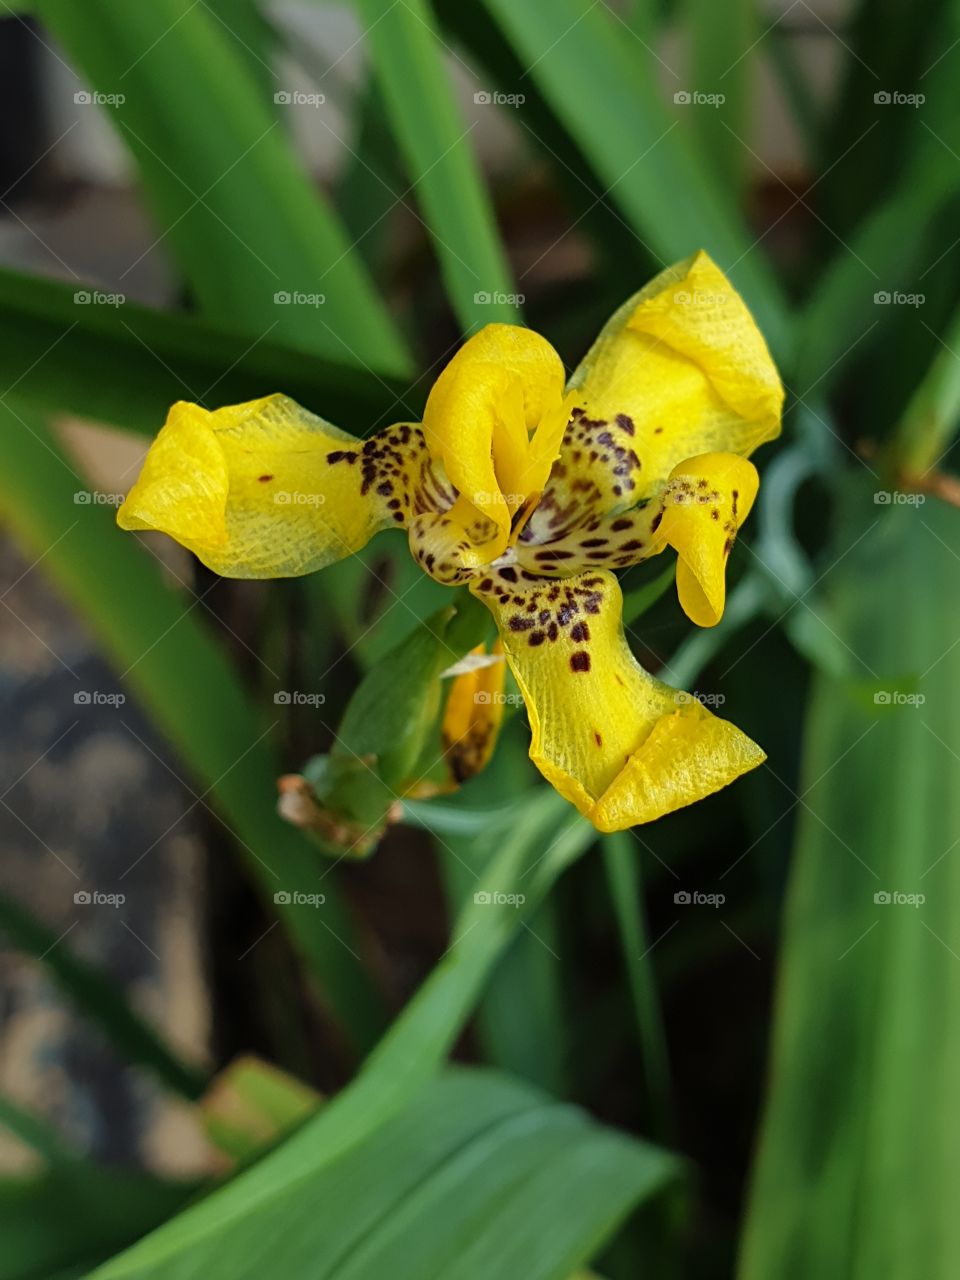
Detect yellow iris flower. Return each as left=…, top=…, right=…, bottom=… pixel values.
left=118, top=251, right=783, bottom=832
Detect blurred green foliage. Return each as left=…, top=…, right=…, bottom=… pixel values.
left=0, top=0, right=957, bottom=1277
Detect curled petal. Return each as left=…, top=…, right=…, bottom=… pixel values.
left=472, top=568, right=764, bottom=831
left=653, top=452, right=759, bottom=627
left=518, top=251, right=781, bottom=566
left=423, top=324, right=567, bottom=554
left=117, top=395, right=449, bottom=578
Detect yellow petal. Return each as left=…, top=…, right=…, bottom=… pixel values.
left=568, top=250, right=783, bottom=494
left=441, top=642, right=506, bottom=782
left=117, top=395, right=450, bottom=579
left=422, top=324, right=566, bottom=554
left=516, top=253, right=780, bottom=574
left=472, top=568, right=764, bottom=830
left=653, top=452, right=759, bottom=627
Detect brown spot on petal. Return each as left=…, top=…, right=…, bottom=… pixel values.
left=570, top=651, right=591, bottom=673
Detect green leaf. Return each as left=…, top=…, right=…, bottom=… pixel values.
left=36, top=0, right=411, bottom=375
left=0, top=1165, right=197, bottom=1280
left=90, top=1069, right=679, bottom=1280
left=602, top=835, right=674, bottom=1142
left=0, top=267, right=412, bottom=436
left=889, top=298, right=960, bottom=476
left=0, top=406, right=385, bottom=1054
left=353, top=0, right=521, bottom=330
left=0, top=895, right=207, bottom=1100
left=683, top=0, right=757, bottom=199
left=740, top=487, right=960, bottom=1278
left=80, top=792, right=598, bottom=1277
left=477, top=0, right=791, bottom=357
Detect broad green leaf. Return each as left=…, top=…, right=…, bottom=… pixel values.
left=478, top=0, right=791, bottom=356
left=0, top=407, right=385, bottom=1053
left=80, top=793, right=596, bottom=1277
left=36, top=0, right=411, bottom=375
left=683, top=0, right=757, bottom=199
left=0, top=267, right=411, bottom=437
left=353, top=0, right=521, bottom=330
left=0, top=895, right=207, bottom=1100
left=740, top=487, right=960, bottom=1278
left=91, top=1069, right=679, bottom=1280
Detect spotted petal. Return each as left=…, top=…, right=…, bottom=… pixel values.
left=516, top=251, right=782, bottom=586
left=117, top=394, right=456, bottom=579
left=472, top=568, right=764, bottom=830
left=652, top=452, right=760, bottom=627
